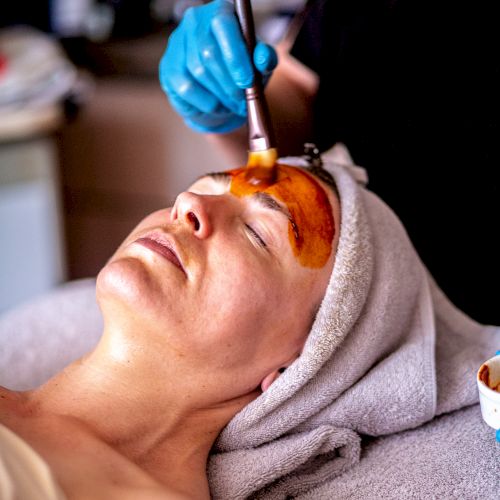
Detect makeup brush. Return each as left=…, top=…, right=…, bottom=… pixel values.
left=234, top=0, right=277, bottom=184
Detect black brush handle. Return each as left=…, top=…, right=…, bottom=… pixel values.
left=234, top=0, right=257, bottom=69
left=234, top=0, right=275, bottom=151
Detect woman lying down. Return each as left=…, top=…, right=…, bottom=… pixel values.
left=0, top=146, right=498, bottom=499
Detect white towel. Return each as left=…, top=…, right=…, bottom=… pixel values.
left=208, top=144, right=500, bottom=498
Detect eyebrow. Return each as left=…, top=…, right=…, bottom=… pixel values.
left=204, top=172, right=300, bottom=240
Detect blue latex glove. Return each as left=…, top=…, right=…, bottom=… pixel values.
left=159, top=0, right=278, bottom=133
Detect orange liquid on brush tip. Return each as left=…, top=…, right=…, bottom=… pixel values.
left=228, top=164, right=335, bottom=268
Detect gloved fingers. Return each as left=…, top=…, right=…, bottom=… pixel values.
left=159, top=0, right=254, bottom=133
left=198, top=39, right=247, bottom=116
left=169, top=90, right=246, bottom=133
left=160, top=30, right=220, bottom=115
left=211, top=5, right=254, bottom=89
left=166, top=67, right=221, bottom=115
left=169, top=89, right=242, bottom=128
left=167, top=92, right=199, bottom=119
left=254, top=42, right=278, bottom=76
left=186, top=112, right=246, bottom=134
left=186, top=30, right=245, bottom=116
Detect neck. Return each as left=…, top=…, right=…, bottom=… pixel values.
left=24, top=331, right=256, bottom=498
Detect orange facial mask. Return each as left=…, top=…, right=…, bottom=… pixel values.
left=228, top=164, right=335, bottom=268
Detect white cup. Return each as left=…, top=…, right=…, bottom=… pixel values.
left=477, top=354, right=500, bottom=430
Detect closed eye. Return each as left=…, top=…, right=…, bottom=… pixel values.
left=245, top=224, right=267, bottom=248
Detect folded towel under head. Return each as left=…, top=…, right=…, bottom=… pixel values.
left=207, top=144, right=500, bottom=499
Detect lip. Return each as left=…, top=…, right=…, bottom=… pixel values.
left=134, top=232, right=186, bottom=275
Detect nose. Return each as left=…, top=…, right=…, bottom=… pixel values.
left=171, top=191, right=213, bottom=238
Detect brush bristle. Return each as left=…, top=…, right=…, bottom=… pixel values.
left=248, top=148, right=278, bottom=168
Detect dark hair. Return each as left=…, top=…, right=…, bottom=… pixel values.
left=301, top=143, right=339, bottom=197
left=306, top=166, right=339, bottom=198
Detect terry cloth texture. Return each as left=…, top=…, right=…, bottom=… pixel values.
left=300, top=404, right=500, bottom=500
left=207, top=144, right=500, bottom=499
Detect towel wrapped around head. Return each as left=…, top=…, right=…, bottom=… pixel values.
left=207, top=144, right=500, bottom=499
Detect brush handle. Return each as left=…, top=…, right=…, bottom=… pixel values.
left=234, top=0, right=258, bottom=60
left=234, top=0, right=275, bottom=152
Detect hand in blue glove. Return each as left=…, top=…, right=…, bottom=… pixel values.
left=159, top=0, right=278, bottom=133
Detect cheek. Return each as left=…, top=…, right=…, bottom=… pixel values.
left=194, top=260, right=284, bottom=356
left=202, top=267, right=279, bottom=328
left=281, top=266, right=333, bottom=335
left=202, top=233, right=277, bottom=301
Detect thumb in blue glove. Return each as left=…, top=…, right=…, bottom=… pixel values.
left=159, top=0, right=278, bottom=134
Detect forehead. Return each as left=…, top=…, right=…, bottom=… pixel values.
left=195, top=164, right=339, bottom=269
left=194, top=165, right=336, bottom=201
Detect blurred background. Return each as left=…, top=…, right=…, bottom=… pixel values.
left=0, top=0, right=304, bottom=313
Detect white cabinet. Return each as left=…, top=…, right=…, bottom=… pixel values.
left=0, top=137, right=66, bottom=313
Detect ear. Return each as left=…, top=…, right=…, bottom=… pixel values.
left=260, top=367, right=287, bottom=393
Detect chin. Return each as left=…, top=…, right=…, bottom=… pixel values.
left=96, top=256, right=164, bottom=320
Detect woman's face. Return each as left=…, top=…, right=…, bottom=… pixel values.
left=96, top=165, right=341, bottom=399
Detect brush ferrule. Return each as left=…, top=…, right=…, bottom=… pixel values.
left=246, top=86, right=274, bottom=152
